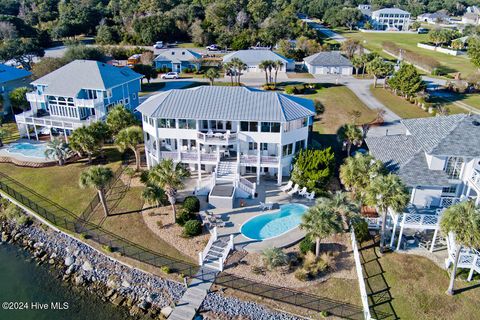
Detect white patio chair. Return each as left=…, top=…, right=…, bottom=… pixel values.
left=288, top=184, right=300, bottom=195
left=207, top=129, right=214, bottom=137
left=224, top=130, right=231, bottom=140
left=280, top=181, right=293, bottom=192
left=306, top=191, right=315, bottom=200
left=260, top=202, right=274, bottom=211
left=298, top=187, right=308, bottom=197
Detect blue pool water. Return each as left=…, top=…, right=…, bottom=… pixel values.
left=241, top=203, right=308, bottom=240
left=6, top=143, right=47, bottom=159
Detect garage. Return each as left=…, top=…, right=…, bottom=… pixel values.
left=304, top=51, right=353, bottom=76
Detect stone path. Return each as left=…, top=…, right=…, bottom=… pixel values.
left=169, top=266, right=219, bottom=320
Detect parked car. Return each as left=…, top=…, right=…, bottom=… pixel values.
left=206, top=44, right=219, bottom=51
left=153, top=41, right=164, bottom=49
left=417, top=28, right=429, bottom=34
left=127, top=54, right=141, bottom=66
left=161, top=72, right=179, bottom=79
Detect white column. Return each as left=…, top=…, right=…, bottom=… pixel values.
left=396, top=214, right=406, bottom=251
left=49, top=128, right=53, bottom=140
left=26, top=125, right=31, bottom=140
left=197, top=144, right=201, bottom=184
left=277, top=143, right=283, bottom=186
left=389, top=215, right=398, bottom=249
left=430, top=228, right=438, bottom=252
left=63, top=128, right=68, bottom=142
left=177, top=138, right=181, bottom=162
left=256, top=143, right=261, bottom=184
left=33, top=125, right=39, bottom=140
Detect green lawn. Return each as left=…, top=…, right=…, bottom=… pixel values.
left=139, top=82, right=166, bottom=96
left=0, top=147, right=123, bottom=216
left=341, top=30, right=474, bottom=77
left=380, top=252, right=480, bottom=320
left=2, top=122, right=20, bottom=144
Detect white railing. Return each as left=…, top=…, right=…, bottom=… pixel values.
left=240, top=154, right=258, bottom=165
left=235, top=175, right=256, bottom=198
left=74, top=97, right=104, bottom=108
left=26, top=92, right=45, bottom=103
left=446, top=232, right=480, bottom=281
left=403, top=213, right=439, bottom=228
left=14, top=112, right=97, bottom=130
left=365, top=217, right=382, bottom=229
left=160, top=151, right=179, bottom=160
left=218, top=234, right=234, bottom=272
left=180, top=152, right=198, bottom=161
left=197, top=131, right=237, bottom=144
left=200, top=153, right=218, bottom=162
left=261, top=155, right=280, bottom=164
left=469, top=169, right=480, bottom=189
left=440, top=197, right=462, bottom=208
left=351, top=228, right=374, bottom=320
left=199, top=227, right=217, bottom=266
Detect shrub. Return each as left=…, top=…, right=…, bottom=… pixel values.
left=156, top=220, right=163, bottom=229
left=79, top=233, right=90, bottom=240
left=299, top=237, right=315, bottom=255
left=314, top=99, right=325, bottom=115
left=294, top=268, right=309, bottom=281
left=285, top=86, right=295, bottom=94
left=183, top=220, right=202, bottom=237
left=16, top=215, right=31, bottom=226
left=251, top=266, right=266, bottom=275
left=320, top=310, right=330, bottom=318
left=103, top=245, right=113, bottom=253
left=176, top=209, right=196, bottom=226
left=303, top=252, right=328, bottom=277
left=261, top=247, right=289, bottom=270
left=161, top=266, right=171, bottom=274
left=183, top=196, right=200, bottom=213
left=350, top=216, right=370, bottom=242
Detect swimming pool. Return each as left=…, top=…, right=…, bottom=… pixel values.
left=240, top=203, right=309, bottom=241
left=5, top=143, right=47, bottom=159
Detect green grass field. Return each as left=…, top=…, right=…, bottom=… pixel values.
left=340, top=31, right=474, bottom=77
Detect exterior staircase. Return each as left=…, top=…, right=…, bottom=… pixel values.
left=216, top=161, right=237, bottom=181
left=198, top=227, right=234, bottom=271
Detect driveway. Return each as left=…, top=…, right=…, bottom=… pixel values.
left=301, top=20, right=346, bottom=43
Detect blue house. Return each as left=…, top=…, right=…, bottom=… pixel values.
left=0, top=64, right=31, bottom=117
left=15, top=60, right=143, bottom=141
left=154, top=49, right=202, bottom=72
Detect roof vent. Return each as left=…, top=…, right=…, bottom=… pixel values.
left=473, top=120, right=480, bottom=126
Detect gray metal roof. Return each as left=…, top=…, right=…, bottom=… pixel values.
left=303, top=51, right=352, bottom=67
left=154, top=49, right=202, bottom=64
left=365, top=114, right=480, bottom=187
left=136, top=86, right=314, bottom=122
left=31, top=60, right=143, bottom=97
left=373, top=8, right=410, bottom=15
left=222, top=50, right=291, bottom=65
left=0, top=63, right=31, bottom=83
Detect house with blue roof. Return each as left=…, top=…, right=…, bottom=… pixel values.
left=222, top=50, right=294, bottom=73
left=15, top=60, right=143, bottom=141
left=137, top=86, right=314, bottom=195
left=154, top=49, right=202, bottom=72
left=0, top=64, right=31, bottom=117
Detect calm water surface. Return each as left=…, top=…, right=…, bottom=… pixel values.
left=0, top=242, right=132, bottom=320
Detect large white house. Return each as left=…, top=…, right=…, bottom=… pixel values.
left=137, top=86, right=314, bottom=202
left=15, top=60, right=143, bottom=141
left=222, top=50, right=294, bottom=73
left=304, top=51, right=353, bottom=75
left=371, top=8, right=411, bottom=31
left=366, top=114, right=480, bottom=208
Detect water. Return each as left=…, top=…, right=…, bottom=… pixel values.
left=6, top=143, right=47, bottom=159
left=0, top=242, right=131, bottom=320
left=240, top=203, right=308, bottom=240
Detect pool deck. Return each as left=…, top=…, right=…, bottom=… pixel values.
left=0, top=140, right=53, bottom=164
left=203, top=179, right=314, bottom=252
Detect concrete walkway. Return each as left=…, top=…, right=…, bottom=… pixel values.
left=169, top=266, right=218, bottom=320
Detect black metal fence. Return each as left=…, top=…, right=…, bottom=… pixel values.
left=0, top=171, right=366, bottom=320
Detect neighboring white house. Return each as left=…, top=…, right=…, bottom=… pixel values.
left=137, top=86, right=315, bottom=197
left=417, top=11, right=451, bottom=24
left=154, top=48, right=202, bottom=72
left=462, top=7, right=480, bottom=25
left=358, top=4, right=372, bottom=17
left=0, top=64, right=31, bottom=117
left=15, top=60, right=143, bottom=141
left=371, top=8, right=411, bottom=31
left=303, top=51, right=353, bottom=75
left=222, top=50, right=294, bottom=72
left=366, top=114, right=480, bottom=209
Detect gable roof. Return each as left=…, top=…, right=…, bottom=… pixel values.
left=154, top=49, right=202, bottom=63
left=31, top=60, right=143, bottom=97
left=373, top=8, right=410, bottom=15
left=0, top=64, right=31, bottom=84
left=136, top=86, right=314, bottom=122
left=304, top=51, right=352, bottom=67
left=222, top=50, right=291, bottom=65
left=365, top=114, right=480, bottom=187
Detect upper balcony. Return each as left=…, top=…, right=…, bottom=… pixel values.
left=15, top=110, right=98, bottom=130
left=197, top=131, right=238, bottom=145
left=74, top=97, right=104, bottom=109
left=26, top=92, right=46, bottom=104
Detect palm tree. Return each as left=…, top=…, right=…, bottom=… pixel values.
left=231, top=57, right=247, bottom=85
left=339, top=154, right=384, bottom=202
left=223, top=62, right=235, bottom=85
left=44, top=138, right=70, bottom=166
left=69, top=126, right=98, bottom=163
left=147, top=159, right=190, bottom=223
left=259, top=60, right=271, bottom=85
left=351, top=55, right=363, bottom=75
left=142, top=184, right=166, bottom=207
left=79, top=166, right=114, bottom=217
left=301, top=202, right=342, bottom=257
left=338, top=123, right=363, bottom=157
left=273, top=60, right=284, bottom=87
left=366, top=57, right=394, bottom=88
left=0, top=128, right=10, bottom=147
left=115, top=125, right=144, bottom=171
left=365, top=174, right=409, bottom=253
left=440, top=200, right=480, bottom=295
left=89, top=121, right=111, bottom=158
left=317, top=191, right=359, bottom=230
left=203, top=68, right=220, bottom=85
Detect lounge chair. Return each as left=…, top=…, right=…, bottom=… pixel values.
left=306, top=191, right=315, bottom=200
left=280, top=181, right=293, bottom=192
left=260, top=202, right=274, bottom=211
left=207, top=129, right=214, bottom=138
left=298, top=187, right=308, bottom=197
left=288, top=184, right=299, bottom=195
